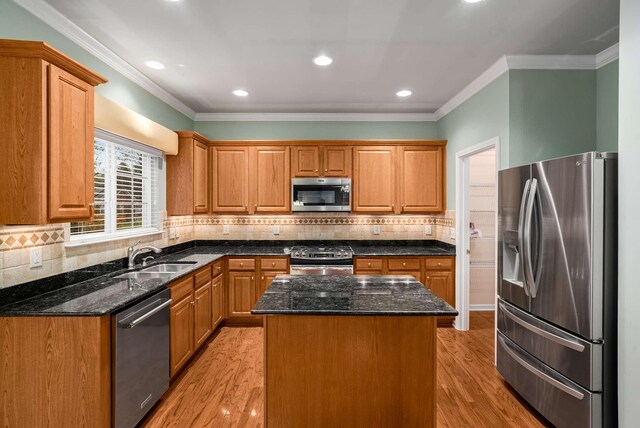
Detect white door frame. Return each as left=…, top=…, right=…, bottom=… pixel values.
left=454, top=136, right=500, bottom=331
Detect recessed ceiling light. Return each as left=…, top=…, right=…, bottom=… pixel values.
left=464, top=0, right=484, bottom=3
left=144, top=60, right=165, bottom=70
left=313, top=55, right=333, bottom=66
left=233, top=89, right=249, bottom=97
left=396, top=90, right=412, bottom=97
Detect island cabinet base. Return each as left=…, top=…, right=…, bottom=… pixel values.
left=263, top=315, right=436, bottom=428
left=0, top=316, right=111, bottom=427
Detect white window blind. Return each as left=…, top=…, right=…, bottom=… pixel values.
left=70, top=133, right=161, bottom=240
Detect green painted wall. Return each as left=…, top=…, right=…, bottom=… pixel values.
left=596, top=61, right=619, bottom=151
left=508, top=70, right=597, bottom=167
left=437, top=73, right=510, bottom=209
left=194, top=121, right=438, bottom=140
left=0, top=0, right=193, bottom=131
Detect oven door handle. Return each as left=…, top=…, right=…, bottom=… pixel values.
left=119, top=298, right=172, bottom=328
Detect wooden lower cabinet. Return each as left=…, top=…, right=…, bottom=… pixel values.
left=227, top=256, right=289, bottom=322
left=169, top=261, right=223, bottom=378
left=228, top=271, right=256, bottom=318
left=212, top=272, right=224, bottom=329
left=355, top=255, right=456, bottom=326
left=194, top=281, right=213, bottom=348
left=170, top=293, right=195, bottom=377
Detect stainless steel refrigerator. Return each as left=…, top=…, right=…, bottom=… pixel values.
left=497, top=152, right=617, bottom=428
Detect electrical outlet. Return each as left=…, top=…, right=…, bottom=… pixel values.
left=273, top=225, right=280, bottom=235
left=450, top=227, right=456, bottom=239
left=223, top=225, right=230, bottom=235
left=30, top=247, right=43, bottom=268
left=169, top=228, right=176, bottom=240
left=424, top=225, right=433, bottom=236
left=373, top=225, right=381, bottom=235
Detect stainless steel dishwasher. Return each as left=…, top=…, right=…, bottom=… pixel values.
left=113, top=288, right=172, bottom=428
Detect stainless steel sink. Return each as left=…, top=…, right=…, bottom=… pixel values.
left=114, top=272, right=175, bottom=280
left=140, top=263, right=195, bottom=273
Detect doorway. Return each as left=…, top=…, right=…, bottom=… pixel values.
left=454, top=137, right=499, bottom=331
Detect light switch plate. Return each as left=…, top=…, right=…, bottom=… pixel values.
left=30, top=247, right=43, bottom=268
left=424, top=225, right=433, bottom=235
left=223, top=225, right=230, bottom=235
left=373, top=225, right=381, bottom=235
left=273, top=225, right=280, bottom=235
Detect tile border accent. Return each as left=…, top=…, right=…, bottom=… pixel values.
left=165, top=215, right=454, bottom=228
left=0, top=228, right=65, bottom=251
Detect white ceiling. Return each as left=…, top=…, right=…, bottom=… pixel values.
left=43, top=0, right=619, bottom=114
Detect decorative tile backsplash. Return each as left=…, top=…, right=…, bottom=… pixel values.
left=0, top=212, right=455, bottom=289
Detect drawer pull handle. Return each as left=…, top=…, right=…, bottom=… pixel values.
left=498, top=336, right=585, bottom=400
left=499, top=302, right=585, bottom=352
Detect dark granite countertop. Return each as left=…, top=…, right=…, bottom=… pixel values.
left=252, top=274, right=458, bottom=316
left=0, top=240, right=455, bottom=317
left=0, top=252, right=223, bottom=316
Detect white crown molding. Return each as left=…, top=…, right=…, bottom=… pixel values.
left=505, top=54, right=596, bottom=70
left=433, top=56, right=509, bottom=120
left=12, top=0, right=196, bottom=120
left=596, top=43, right=619, bottom=68
left=194, top=112, right=438, bottom=122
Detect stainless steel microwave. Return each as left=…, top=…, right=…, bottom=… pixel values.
left=291, top=178, right=351, bottom=212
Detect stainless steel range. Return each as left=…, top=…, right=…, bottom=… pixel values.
left=289, top=245, right=354, bottom=275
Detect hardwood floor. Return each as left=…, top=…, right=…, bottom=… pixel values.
left=141, top=312, right=548, bottom=427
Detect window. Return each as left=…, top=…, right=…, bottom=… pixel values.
left=70, top=130, right=162, bottom=242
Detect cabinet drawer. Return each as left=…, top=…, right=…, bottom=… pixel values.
left=169, top=275, right=194, bottom=303
left=388, top=258, right=421, bottom=271
left=211, top=260, right=224, bottom=278
left=424, top=257, right=454, bottom=269
left=228, top=258, right=256, bottom=271
left=355, top=258, right=384, bottom=271
left=195, top=266, right=212, bottom=288
left=260, top=258, right=288, bottom=271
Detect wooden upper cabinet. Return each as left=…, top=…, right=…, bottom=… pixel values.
left=353, top=146, right=397, bottom=213
left=0, top=39, right=107, bottom=224
left=399, top=146, right=444, bottom=213
left=323, top=146, right=351, bottom=176
left=48, top=65, right=95, bottom=221
left=291, top=145, right=351, bottom=177
left=252, top=146, right=290, bottom=213
left=291, top=146, right=320, bottom=177
left=167, top=132, right=210, bottom=215
left=210, top=146, right=250, bottom=213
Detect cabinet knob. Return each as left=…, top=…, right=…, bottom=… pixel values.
left=191, top=301, right=195, bottom=306
left=325, top=169, right=328, bottom=172
left=402, top=262, right=406, bottom=267
left=240, top=263, right=243, bottom=267
left=271, top=262, right=275, bottom=267
left=438, top=262, right=442, bottom=266
left=426, top=276, right=430, bottom=280
left=315, top=169, right=318, bottom=172
left=367, top=262, right=371, bottom=267
left=262, top=276, right=265, bottom=280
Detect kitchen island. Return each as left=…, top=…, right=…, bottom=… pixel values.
left=252, top=274, right=457, bottom=428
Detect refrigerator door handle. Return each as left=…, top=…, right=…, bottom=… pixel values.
left=498, top=335, right=585, bottom=400
left=499, top=302, right=585, bottom=352
left=518, top=179, right=532, bottom=296
left=523, top=178, right=538, bottom=298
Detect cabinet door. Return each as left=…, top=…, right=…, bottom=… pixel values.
left=399, top=146, right=444, bottom=213
left=212, top=274, right=223, bottom=328
left=48, top=64, right=95, bottom=221
left=253, top=146, right=290, bottom=213
left=194, top=282, right=213, bottom=348
left=211, top=147, right=250, bottom=213
left=228, top=271, right=256, bottom=318
left=291, top=146, right=320, bottom=177
left=193, top=141, right=209, bottom=213
left=323, top=146, right=351, bottom=177
left=425, top=269, right=455, bottom=325
left=170, top=294, right=194, bottom=377
left=353, top=146, right=396, bottom=213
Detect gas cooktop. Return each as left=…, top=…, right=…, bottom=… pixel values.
left=290, top=245, right=354, bottom=261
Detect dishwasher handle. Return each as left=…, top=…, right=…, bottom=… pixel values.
left=119, top=299, right=172, bottom=329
